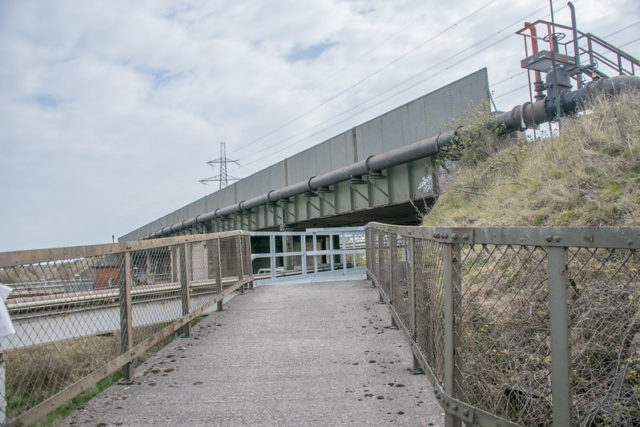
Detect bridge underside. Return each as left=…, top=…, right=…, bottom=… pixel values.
left=250, top=198, right=432, bottom=232
left=185, top=159, right=439, bottom=235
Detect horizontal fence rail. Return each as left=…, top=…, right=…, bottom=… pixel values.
left=366, top=223, right=640, bottom=426
left=0, top=230, right=253, bottom=426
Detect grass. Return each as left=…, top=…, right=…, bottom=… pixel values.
left=6, top=316, right=207, bottom=426
left=420, top=91, right=640, bottom=425
left=424, top=91, right=640, bottom=227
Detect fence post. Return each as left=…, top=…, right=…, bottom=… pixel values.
left=389, top=234, right=398, bottom=328
left=443, top=242, right=461, bottom=427
left=236, top=235, right=245, bottom=294
left=408, top=237, right=421, bottom=372
left=120, top=252, right=134, bottom=381
left=246, top=235, right=254, bottom=289
left=179, top=244, right=191, bottom=337
left=548, top=246, right=572, bottom=427
left=216, top=239, right=224, bottom=311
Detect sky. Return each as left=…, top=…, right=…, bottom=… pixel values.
left=1, top=0, right=639, bottom=251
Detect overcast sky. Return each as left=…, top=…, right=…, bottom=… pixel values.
left=1, top=0, right=638, bottom=251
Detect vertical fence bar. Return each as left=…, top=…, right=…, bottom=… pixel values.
left=352, top=233, right=357, bottom=269
left=341, top=234, right=347, bottom=274
left=120, top=251, right=134, bottom=381
left=365, top=229, right=371, bottom=274
left=313, top=233, right=318, bottom=274
left=179, top=244, right=191, bottom=337
left=548, top=246, right=572, bottom=427
left=443, top=242, right=461, bottom=427
left=301, top=236, right=308, bottom=276
left=216, top=239, right=224, bottom=312
left=330, top=235, right=335, bottom=271
left=269, top=235, right=276, bottom=279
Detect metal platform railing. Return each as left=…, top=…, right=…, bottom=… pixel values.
left=250, top=227, right=366, bottom=283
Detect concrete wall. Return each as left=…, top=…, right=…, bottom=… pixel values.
left=122, top=68, right=489, bottom=241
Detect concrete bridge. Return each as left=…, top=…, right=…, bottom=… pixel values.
left=120, top=69, right=490, bottom=241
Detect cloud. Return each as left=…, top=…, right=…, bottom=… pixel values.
left=0, top=0, right=638, bottom=251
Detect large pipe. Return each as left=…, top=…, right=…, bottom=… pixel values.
left=142, top=75, right=640, bottom=239
left=495, top=74, right=640, bottom=132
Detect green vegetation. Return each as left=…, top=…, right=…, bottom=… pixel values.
left=425, top=91, right=640, bottom=227
left=422, top=91, right=640, bottom=424
left=7, top=316, right=207, bottom=426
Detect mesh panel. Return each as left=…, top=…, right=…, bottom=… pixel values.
left=0, top=231, right=250, bottom=423
left=414, top=237, right=446, bottom=385
left=392, top=234, right=411, bottom=333
left=380, top=234, right=391, bottom=297
left=0, top=253, right=125, bottom=420
left=456, top=244, right=551, bottom=424
left=567, top=247, right=640, bottom=425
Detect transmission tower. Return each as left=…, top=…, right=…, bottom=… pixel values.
left=199, top=142, right=240, bottom=189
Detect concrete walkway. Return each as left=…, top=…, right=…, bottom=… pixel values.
left=61, top=280, right=443, bottom=426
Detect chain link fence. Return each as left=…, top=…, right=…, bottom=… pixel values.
left=0, top=231, right=252, bottom=426
left=366, top=224, right=640, bottom=426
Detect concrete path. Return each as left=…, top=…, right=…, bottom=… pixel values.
left=61, top=280, right=443, bottom=426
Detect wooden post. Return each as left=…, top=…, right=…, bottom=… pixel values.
left=236, top=235, right=245, bottom=294
left=179, top=244, right=191, bottom=337
left=216, top=239, right=224, bottom=311
left=120, top=252, right=134, bottom=381
left=246, top=235, right=254, bottom=289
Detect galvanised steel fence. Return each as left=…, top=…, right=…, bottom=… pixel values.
left=366, top=223, right=640, bottom=427
left=0, top=230, right=252, bottom=426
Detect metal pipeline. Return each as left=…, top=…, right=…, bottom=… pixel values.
left=143, top=75, right=640, bottom=239
left=494, top=74, right=640, bottom=132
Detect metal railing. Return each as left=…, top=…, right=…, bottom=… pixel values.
left=0, top=230, right=253, bottom=426
left=251, top=227, right=366, bottom=282
left=517, top=20, right=639, bottom=81
left=366, top=223, right=640, bottom=426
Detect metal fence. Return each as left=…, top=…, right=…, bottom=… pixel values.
left=366, top=223, right=640, bottom=426
left=0, top=230, right=252, bottom=426
left=251, top=227, right=366, bottom=282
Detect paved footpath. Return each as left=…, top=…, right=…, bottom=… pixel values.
left=61, top=280, right=443, bottom=426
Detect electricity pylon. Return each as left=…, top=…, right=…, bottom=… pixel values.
left=199, top=142, right=240, bottom=189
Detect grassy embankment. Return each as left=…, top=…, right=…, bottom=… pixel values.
left=421, top=91, right=640, bottom=424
